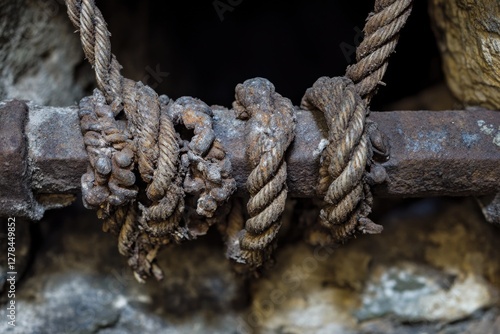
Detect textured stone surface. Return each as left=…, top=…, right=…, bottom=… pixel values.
left=430, top=0, right=500, bottom=109
left=246, top=199, right=500, bottom=333
left=0, top=204, right=249, bottom=334
left=0, top=0, right=92, bottom=106
left=3, top=199, right=498, bottom=333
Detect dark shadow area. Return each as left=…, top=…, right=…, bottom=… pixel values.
left=100, top=0, right=441, bottom=110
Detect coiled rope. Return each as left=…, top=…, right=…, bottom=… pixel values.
left=65, top=0, right=412, bottom=278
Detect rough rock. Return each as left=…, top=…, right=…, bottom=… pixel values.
left=429, top=0, right=500, bottom=109
left=0, top=204, right=249, bottom=334
left=1, top=199, right=500, bottom=333
left=0, top=0, right=92, bottom=106
left=248, top=199, right=500, bottom=333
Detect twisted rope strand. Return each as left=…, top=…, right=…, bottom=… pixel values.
left=303, top=77, right=375, bottom=242
left=66, top=0, right=124, bottom=113
left=231, top=78, right=296, bottom=270
left=345, top=0, right=413, bottom=104
left=66, top=0, right=187, bottom=281
left=304, top=0, right=414, bottom=245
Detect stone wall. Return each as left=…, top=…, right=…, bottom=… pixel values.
left=0, top=0, right=92, bottom=106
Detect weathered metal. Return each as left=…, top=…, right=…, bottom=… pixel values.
left=0, top=101, right=44, bottom=220
left=0, top=100, right=499, bottom=219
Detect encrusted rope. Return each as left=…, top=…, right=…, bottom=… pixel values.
left=167, top=96, right=236, bottom=225
left=67, top=0, right=412, bottom=277
left=66, top=0, right=235, bottom=282
left=79, top=89, right=137, bottom=219
left=231, top=78, right=296, bottom=271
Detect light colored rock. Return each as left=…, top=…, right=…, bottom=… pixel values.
left=430, top=0, right=500, bottom=109
left=245, top=243, right=367, bottom=333
left=250, top=199, right=500, bottom=333
left=356, top=263, right=496, bottom=322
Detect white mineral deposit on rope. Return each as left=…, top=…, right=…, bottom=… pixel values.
left=313, top=138, right=329, bottom=158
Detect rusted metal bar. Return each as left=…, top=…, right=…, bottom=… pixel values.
left=0, top=100, right=499, bottom=219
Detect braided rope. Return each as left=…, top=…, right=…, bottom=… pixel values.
left=66, top=0, right=186, bottom=281
left=302, top=77, right=381, bottom=243
left=303, top=0, right=413, bottom=245
left=345, top=0, right=413, bottom=104
left=231, top=78, right=296, bottom=270
left=68, top=0, right=413, bottom=277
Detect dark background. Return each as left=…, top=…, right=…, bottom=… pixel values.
left=99, top=0, right=442, bottom=110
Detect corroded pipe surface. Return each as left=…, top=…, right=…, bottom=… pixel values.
left=1, top=100, right=499, bottom=218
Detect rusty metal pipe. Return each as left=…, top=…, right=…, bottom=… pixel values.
left=1, top=100, right=499, bottom=219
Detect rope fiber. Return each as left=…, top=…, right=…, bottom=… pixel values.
left=65, top=0, right=412, bottom=279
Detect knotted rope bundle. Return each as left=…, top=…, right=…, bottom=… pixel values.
left=230, top=78, right=296, bottom=271
left=302, top=0, right=413, bottom=245
left=302, top=77, right=384, bottom=245
left=65, top=0, right=413, bottom=278
left=167, top=97, right=237, bottom=234
left=65, top=0, right=235, bottom=281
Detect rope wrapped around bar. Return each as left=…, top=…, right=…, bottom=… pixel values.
left=65, top=0, right=235, bottom=282
left=302, top=0, right=413, bottom=245
left=65, top=0, right=413, bottom=277
left=302, top=77, right=383, bottom=245
left=229, top=78, right=296, bottom=271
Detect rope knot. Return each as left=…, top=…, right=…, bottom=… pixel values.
left=301, top=76, right=384, bottom=245
left=229, top=78, right=296, bottom=271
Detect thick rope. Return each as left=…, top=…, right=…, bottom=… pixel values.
left=68, top=0, right=412, bottom=277
left=345, top=0, right=413, bottom=105
left=70, top=4, right=236, bottom=277
left=302, top=0, right=413, bottom=245
left=302, top=77, right=382, bottom=243
left=230, top=78, right=296, bottom=271
left=66, top=0, right=124, bottom=113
